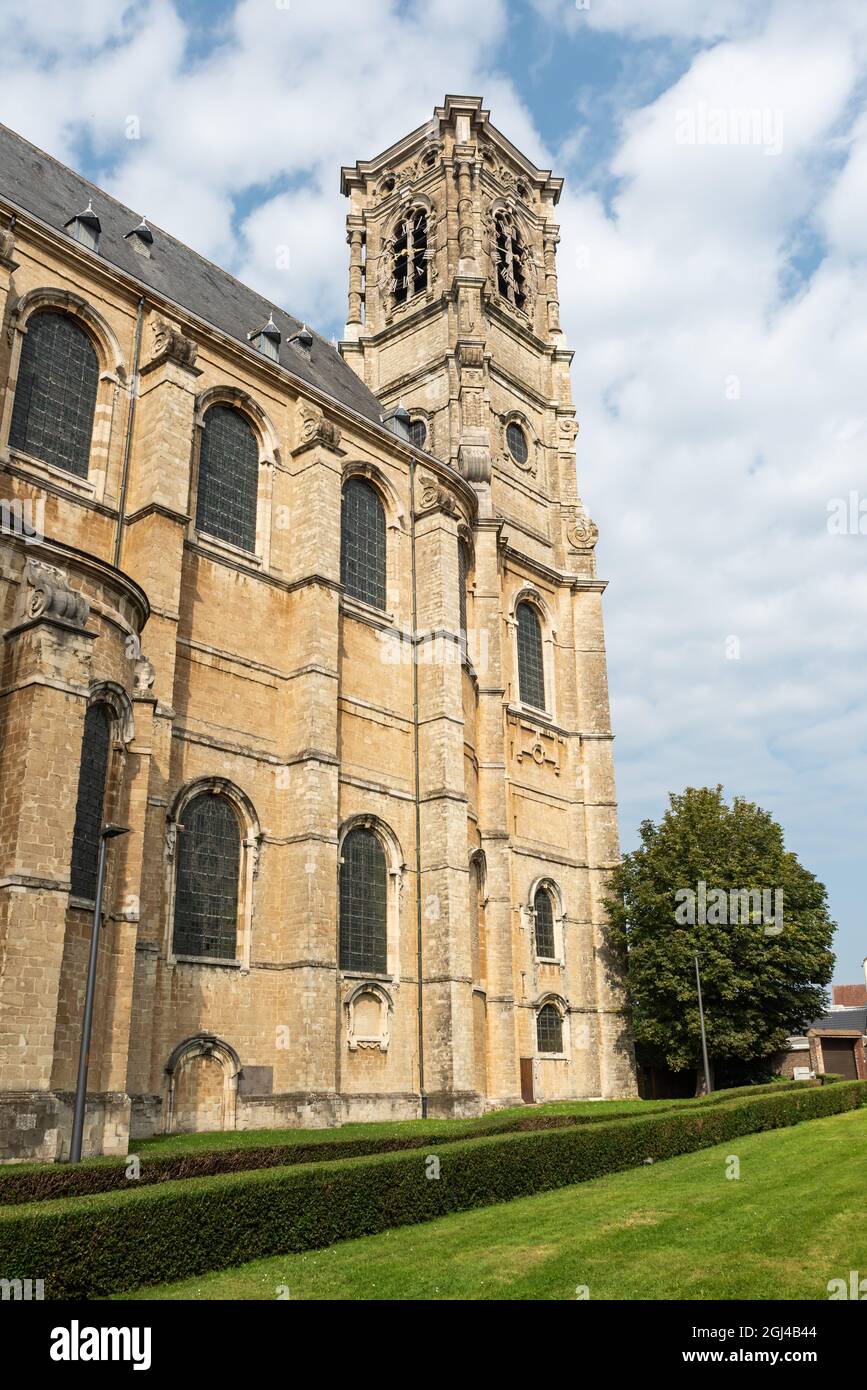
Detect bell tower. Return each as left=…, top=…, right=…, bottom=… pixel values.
left=341, top=97, right=636, bottom=1107
left=340, top=95, right=594, bottom=569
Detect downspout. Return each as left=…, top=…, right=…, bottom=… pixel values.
left=409, top=456, right=428, bottom=1118
left=113, top=296, right=145, bottom=569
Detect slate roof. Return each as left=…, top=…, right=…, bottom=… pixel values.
left=809, top=1007, right=867, bottom=1033
left=0, top=123, right=384, bottom=426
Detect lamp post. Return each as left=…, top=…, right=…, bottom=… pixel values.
left=69, top=823, right=130, bottom=1163
left=694, top=950, right=713, bottom=1096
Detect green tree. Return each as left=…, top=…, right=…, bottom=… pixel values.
left=605, top=786, right=835, bottom=1082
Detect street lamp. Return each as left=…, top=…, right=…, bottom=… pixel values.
left=69, top=823, right=131, bottom=1163
left=694, top=950, right=713, bottom=1096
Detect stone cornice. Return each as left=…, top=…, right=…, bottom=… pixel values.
left=0, top=531, right=150, bottom=630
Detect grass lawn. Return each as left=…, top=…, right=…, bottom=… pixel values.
left=122, top=1106, right=867, bottom=1301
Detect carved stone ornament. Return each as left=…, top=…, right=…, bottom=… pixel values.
left=566, top=512, right=599, bottom=550
left=509, top=715, right=564, bottom=775
left=0, top=226, right=17, bottom=267
left=133, top=656, right=156, bottom=693
left=148, top=317, right=198, bottom=370
left=23, top=559, right=90, bottom=626
left=297, top=400, right=342, bottom=451
left=409, top=140, right=443, bottom=180
left=165, top=822, right=178, bottom=861
left=345, top=983, right=392, bottom=1052
left=417, top=473, right=456, bottom=516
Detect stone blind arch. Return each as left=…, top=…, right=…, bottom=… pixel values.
left=164, top=1034, right=241, bottom=1134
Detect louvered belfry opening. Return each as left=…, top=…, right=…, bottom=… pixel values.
left=494, top=213, right=526, bottom=311
left=173, top=794, right=241, bottom=960
left=339, top=827, right=388, bottom=974
left=392, top=209, right=428, bottom=306
left=10, top=310, right=99, bottom=477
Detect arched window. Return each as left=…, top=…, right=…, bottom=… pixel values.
left=9, top=310, right=99, bottom=477
left=392, top=209, right=428, bottom=306
left=339, top=827, right=387, bottom=974
left=408, top=418, right=427, bottom=449
left=70, top=703, right=112, bottom=899
left=516, top=601, right=546, bottom=709
left=341, top=477, right=387, bottom=609
left=494, top=213, right=527, bottom=311
left=458, top=538, right=469, bottom=659
left=196, top=405, right=259, bottom=553
left=534, top=887, right=556, bottom=959
left=173, top=794, right=241, bottom=959
left=537, top=1003, right=563, bottom=1054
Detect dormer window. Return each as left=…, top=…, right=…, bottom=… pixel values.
left=391, top=208, right=428, bottom=306
left=65, top=200, right=100, bottom=253
left=125, top=219, right=153, bottom=258
left=248, top=313, right=281, bottom=362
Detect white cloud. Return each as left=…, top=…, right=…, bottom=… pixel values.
left=0, top=0, right=864, bottom=971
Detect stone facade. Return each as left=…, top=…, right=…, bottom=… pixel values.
left=0, top=96, right=635, bottom=1162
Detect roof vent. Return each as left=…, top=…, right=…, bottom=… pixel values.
left=65, top=199, right=101, bottom=253
left=381, top=403, right=412, bottom=441
left=248, top=312, right=281, bottom=361
left=125, top=218, right=153, bottom=257
left=287, top=323, right=314, bottom=357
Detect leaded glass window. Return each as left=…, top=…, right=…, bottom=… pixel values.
left=9, top=311, right=99, bottom=478
left=537, top=1003, right=563, bottom=1054
left=506, top=422, right=528, bottom=465
left=173, top=794, right=240, bottom=959
left=408, top=418, right=427, bottom=448
left=196, top=405, right=259, bottom=553
left=70, top=703, right=111, bottom=899
left=339, top=827, right=387, bottom=973
left=341, top=477, right=387, bottom=609
left=516, top=601, right=545, bottom=709
left=534, top=888, right=556, bottom=959
left=458, top=539, right=469, bottom=659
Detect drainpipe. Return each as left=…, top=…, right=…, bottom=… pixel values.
left=409, top=456, right=428, bottom=1118
left=113, top=296, right=145, bottom=569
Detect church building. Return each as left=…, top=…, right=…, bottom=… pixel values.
left=0, top=96, right=635, bottom=1161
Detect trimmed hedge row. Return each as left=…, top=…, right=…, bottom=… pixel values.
left=0, top=1078, right=809, bottom=1205
left=2, top=1078, right=862, bottom=1299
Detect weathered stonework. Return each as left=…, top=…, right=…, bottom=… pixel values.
left=0, top=96, right=635, bottom=1161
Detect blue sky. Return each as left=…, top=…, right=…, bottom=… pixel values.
left=0, top=0, right=864, bottom=984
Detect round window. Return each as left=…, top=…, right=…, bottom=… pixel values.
left=408, top=418, right=427, bottom=448
left=506, top=422, right=528, bottom=465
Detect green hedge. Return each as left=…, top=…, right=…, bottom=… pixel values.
left=819, top=1072, right=844, bottom=1085
left=1, top=1078, right=862, bottom=1299
left=0, top=1078, right=809, bottom=1206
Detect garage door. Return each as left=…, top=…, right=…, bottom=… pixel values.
left=820, top=1038, right=859, bottom=1080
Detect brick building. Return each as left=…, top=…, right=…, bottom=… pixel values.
left=0, top=96, right=636, bottom=1162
